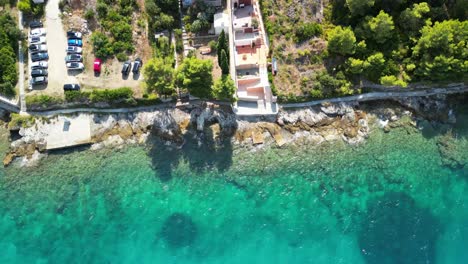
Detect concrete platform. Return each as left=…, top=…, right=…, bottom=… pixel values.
left=45, top=115, right=92, bottom=150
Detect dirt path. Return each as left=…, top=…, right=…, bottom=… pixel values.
left=40, top=0, right=77, bottom=96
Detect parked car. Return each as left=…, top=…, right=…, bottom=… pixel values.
left=93, top=58, right=102, bottom=74
left=66, top=46, right=82, bottom=54
left=121, top=61, right=131, bottom=75
left=31, top=52, right=49, bottom=62
left=31, top=69, right=48, bottom=77
left=29, top=20, right=43, bottom=29
left=63, top=84, right=81, bottom=91
left=30, top=28, right=46, bottom=37
left=29, top=36, right=46, bottom=45
left=65, top=54, right=83, bottom=62
left=30, top=76, right=48, bottom=85
left=67, top=31, right=82, bottom=39
left=29, top=44, right=47, bottom=52
left=132, top=58, right=142, bottom=74
left=68, top=39, right=82, bottom=47
left=31, top=61, right=48, bottom=70
left=66, top=62, right=84, bottom=70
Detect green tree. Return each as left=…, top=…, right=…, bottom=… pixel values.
left=346, top=57, right=366, bottom=74
left=176, top=57, right=213, bottom=98
left=220, top=49, right=229, bottom=75
left=363, top=52, right=386, bottom=82
left=191, top=19, right=208, bottom=33
left=143, top=57, right=175, bottom=96
left=217, top=30, right=229, bottom=66
left=327, top=26, right=356, bottom=56
left=412, top=20, right=468, bottom=81
left=212, top=75, right=236, bottom=101
left=345, top=0, right=374, bottom=16
left=0, top=46, right=17, bottom=97
left=399, top=2, right=430, bottom=37
left=368, top=11, right=395, bottom=44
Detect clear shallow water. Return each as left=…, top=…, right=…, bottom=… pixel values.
left=0, top=117, right=467, bottom=263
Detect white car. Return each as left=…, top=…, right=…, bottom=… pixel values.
left=29, top=36, right=46, bottom=44
left=31, top=61, right=48, bottom=69
left=29, top=44, right=48, bottom=52
left=66, top=62, right=84, bottom=70
left=30, top=28, right=46, bottom=37
left=66, top=46, right=82, bottom=54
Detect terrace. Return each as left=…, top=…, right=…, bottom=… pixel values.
left=230, top=0, right=277, bottom=115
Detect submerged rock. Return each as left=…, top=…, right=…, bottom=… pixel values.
left=160, top=213, right=198, bottom=248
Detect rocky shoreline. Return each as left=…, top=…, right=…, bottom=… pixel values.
left=2, top=94, right=462, bottom=167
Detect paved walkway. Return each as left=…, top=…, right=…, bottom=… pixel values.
left=17, top=11, right=26, bottom=114
left=281, top=85, right=468, bottom=108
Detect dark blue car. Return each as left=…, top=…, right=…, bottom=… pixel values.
left=68, top=39, right=82, bottom=47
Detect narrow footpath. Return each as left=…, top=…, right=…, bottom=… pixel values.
left=17, top=10, right=26, bottom=114
left=281, top=84, right=468, bottom=108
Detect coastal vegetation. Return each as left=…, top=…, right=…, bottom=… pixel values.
left=8, top=113, right=35, bottom=129
left=25, top=87, right=162, bottom=109
left=145, top=0, right=180, bottom=32
left=0, top=11, right=21, bottom=97
left=182, top=0, right=215, bottom=34
left=262, top=0, right=468, bottom=102
left=90, top=0, right=137, bottom=60
left=175, top=56, right=213, bottom=99
left=17, top=0, right=44, bottom=16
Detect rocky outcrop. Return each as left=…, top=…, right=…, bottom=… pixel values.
left=4, top=99, right=440, bottom=167
left=394, top=94, right=455, bottom=123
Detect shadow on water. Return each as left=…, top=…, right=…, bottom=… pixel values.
left=148, top=110, right=235, bottom=182
left=160, top=212, right=198, bottom=248
left=358, top=192, right=440, bottom=264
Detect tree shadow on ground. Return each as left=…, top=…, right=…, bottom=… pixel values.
left=148, top=113, right=235, bottom=182
left=358, top=191, right=441, bottom=264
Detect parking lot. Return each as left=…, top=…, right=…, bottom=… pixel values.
left=26, top=0, right=151, bottom=97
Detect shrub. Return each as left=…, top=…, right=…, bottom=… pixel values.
left=116, top=52, right=128, bottom=61
left=295, top=22, right=322, bottom=43
left=18, top=0, right=31, bottom=13
left=208, top=40, right=217, bottom=52
left=84, top=9, right=95, bottom=20
left=252, top=18, right=259, bottom=29
left=26, top=94, right=63, bottom=107
left=65, top=90, right=90, bottom=102
left=96, top=2, right=108, bottom=18
left=89, top=87, right=133, bottom=103
left=90, top=32, right=113, bottom=59
left=8, top=113, right=35, bottom=129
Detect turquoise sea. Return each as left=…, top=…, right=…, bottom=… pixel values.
left=0, top=106, right=467, bottom=263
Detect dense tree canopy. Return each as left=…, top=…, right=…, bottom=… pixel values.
left=145, top=0, right=179, bottom=32
left=345, top=0, right=374, bottom=16
left=412, top=20, right=468, bottom=81
left=325, top=0, right=468, bottom=87
left=144, top=57, right=175, bottom=96
left=367, top=11, right=395, bottom=45
left=399, top=2, right=431, bottom=37
left=327, top=26, right=356, bottom=56
left=0, top=12, right=19, bottom=97
left=176, top=57, right=213, bottom=99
